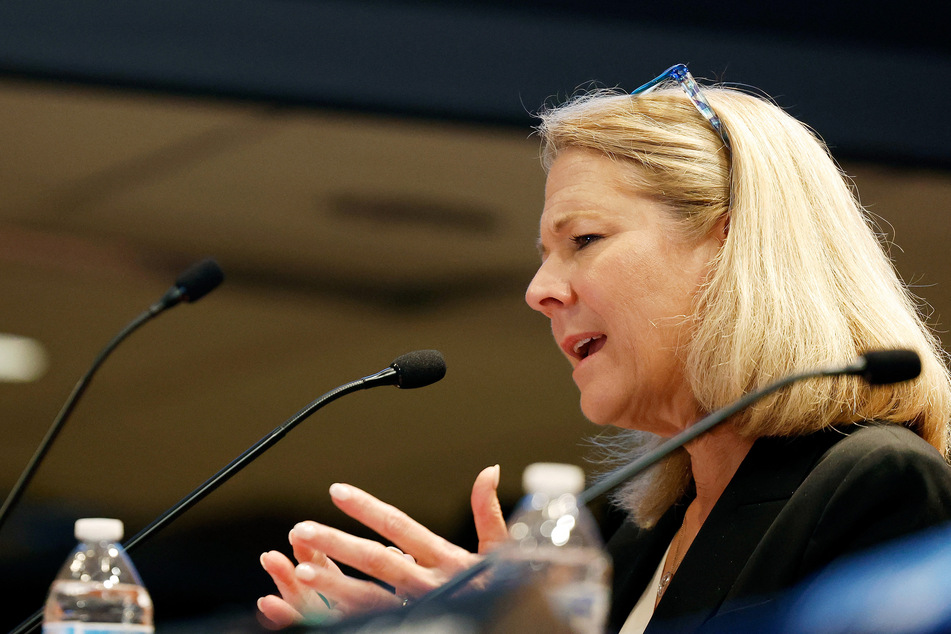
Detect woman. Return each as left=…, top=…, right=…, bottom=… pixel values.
left=258, top=65, right=951, bottom=632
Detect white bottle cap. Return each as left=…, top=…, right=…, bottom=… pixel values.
left=75, top=518, right=124, bottom=542
left=522, top=463, right=586, bottom=496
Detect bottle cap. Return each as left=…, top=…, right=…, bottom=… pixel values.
left=75, top=518, right=124, bottom=542
left=522, top=463, right=585, bottom=495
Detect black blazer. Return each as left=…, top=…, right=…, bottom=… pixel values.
left=607, top=424, right=951, bottom=632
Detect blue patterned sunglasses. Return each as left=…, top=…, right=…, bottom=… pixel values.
left=631, top=63, right=731, bottom=151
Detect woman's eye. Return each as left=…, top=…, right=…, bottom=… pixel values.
left=571, top=234, right=603, bottom=249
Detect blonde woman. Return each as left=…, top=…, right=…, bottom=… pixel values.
left=259, top=65, right=951, bottom=632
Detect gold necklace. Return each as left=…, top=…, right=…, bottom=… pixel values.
left=656, top=515, right=687, bottom=601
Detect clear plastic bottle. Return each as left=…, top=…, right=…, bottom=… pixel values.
left=497, top=463, right=611, bottom=634
left=43, top=518, right=154, bottom=634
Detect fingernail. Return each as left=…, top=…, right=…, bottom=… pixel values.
left=296, top=562, right=317, bottom=581
left=259, top=552, right=269, bottom=569
left=293, top=521, right=318, bottom=539
left=256, top=597, right=265, bottom=612
left=329, top=483, right=351, bottom=501
left=480, top=464, right=500, bottom=488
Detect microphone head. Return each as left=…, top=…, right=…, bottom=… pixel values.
left=858, top=349, right=922, bottom=385
left=175, top=258, right=224, bottom=303
left=391, top=350, right=446, bottom=389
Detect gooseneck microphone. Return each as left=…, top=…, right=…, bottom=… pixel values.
left=0, top=259, right=224, bottom=536
left=9, top=350, right=447, bottom=634
left=577, top=347, right=921, bottom=504
left=151, top=257, right=225, bottom=313
left=119, top=350, right=446, bottom=554
left=413, top=348, right=922, bottom=609
left=359, top=349, right=448, bottom=390
left=843, top=348, right=921, bottom=386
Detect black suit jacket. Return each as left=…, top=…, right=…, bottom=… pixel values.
left=606, top=423, right=951, bottom=632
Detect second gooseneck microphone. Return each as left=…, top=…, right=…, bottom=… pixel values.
left=0, top=259, right=225, bottom=536
left=151, top=257, right=225, bottom=313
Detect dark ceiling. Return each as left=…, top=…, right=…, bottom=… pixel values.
left=459, top=0, right=951, bottom=55
left=2, top=0, right=950, bottom=166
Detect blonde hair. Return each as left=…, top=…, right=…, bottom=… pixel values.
left=537, top=86, right=951, bottom=526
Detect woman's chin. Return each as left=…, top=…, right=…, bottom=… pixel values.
left=579, top=394, right=682, bottom=435
left=578, top=393, right=624, bottom=427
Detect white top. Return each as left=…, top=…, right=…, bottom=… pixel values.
left=75, top=518, right=124, bottom=542
left=521, top=462, right=585, bottom=495
left=619, top=541, right=672, bottom=634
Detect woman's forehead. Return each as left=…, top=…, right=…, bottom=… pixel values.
left=542, top=154, right=654, bottom=223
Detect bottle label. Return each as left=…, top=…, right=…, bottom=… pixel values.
left=43, top=625, right=154, bottom=634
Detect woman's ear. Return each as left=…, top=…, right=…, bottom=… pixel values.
left=715, top=214, right=730, bottom=244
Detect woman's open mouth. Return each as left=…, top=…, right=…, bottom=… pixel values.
left=573, top=334, right=606, bottom=360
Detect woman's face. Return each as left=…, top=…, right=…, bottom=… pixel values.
left=525, top=148, right=723, bottom=436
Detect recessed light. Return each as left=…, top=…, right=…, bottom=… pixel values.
left=0, top=334, right=49, bottom=382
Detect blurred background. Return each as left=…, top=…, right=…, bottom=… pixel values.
left=1, top=0, right=949, bottom=630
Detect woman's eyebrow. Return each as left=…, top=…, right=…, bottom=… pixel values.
left=535, top=211, right=598, bottom=257
left=550, top=211, right=587, bottom=233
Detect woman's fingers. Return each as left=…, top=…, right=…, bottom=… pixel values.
left=291, top=519, right=440, bottom=597
left=262, top=468, right=500, bottom=623
left=257, top=594, right=303, bottom=630
left=290, top=522, right=344, bottom=575
left=386, top=546, right=417, bottom=598
left=471, top=464, right=508, bottom=554
left=260, top=550, right=338, bottom=623
left=295, top=560, right=401, bottom=614
left=260, top=551, right=303, bottom=608
left=386, top=545, right=417, bottom=565
left=328, top=482, right=473, bottom=572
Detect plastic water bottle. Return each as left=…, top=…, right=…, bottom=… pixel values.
left=43, top=518, right=154, bottom=633
left=498, top=463, right=611, bottom=634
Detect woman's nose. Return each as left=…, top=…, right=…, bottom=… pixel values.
left=525, top=259, right=573, bottom=317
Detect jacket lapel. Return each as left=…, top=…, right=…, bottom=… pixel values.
left=608, top=502, right=687, bottom=628
left=646, top=431, right=847, bottom=631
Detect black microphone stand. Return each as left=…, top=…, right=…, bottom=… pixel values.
left=8, top=362, right=413, bottom=634
left=0, top=309, right=156, bottom=535
left=0, top=259, right=223, bottom=536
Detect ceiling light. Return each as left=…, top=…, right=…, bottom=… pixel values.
left=0, top=333, right=49, bottom=382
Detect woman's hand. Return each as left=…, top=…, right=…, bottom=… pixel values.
left=257, top=547, right=341, bottom=629
left=258, top=464, right=506, bottom=628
